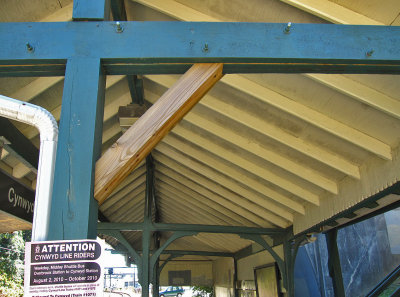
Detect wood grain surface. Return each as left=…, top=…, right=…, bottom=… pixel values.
left=94, top=63, right=223, bottom=204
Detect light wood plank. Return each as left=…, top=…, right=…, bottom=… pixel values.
left=157, top=168, right=274, bottom=228
left=148, top=75, right=338, bottom=194
left=280, top=0, right=383, bottom=25
left=11, top=77, right=64, bottom=102
left=134, top=0, right=219, bottom=22
left=157, top=173, right=260, bottom=227
left=162, top=133, right=305, bottom=215
left=12, top=163, right=31, bottom=179
left=143, top=88, right=319, bottom=205
left=154, top=149, right=294, bottom=222
left=158, top=180, right=253, bottom=227
left=157, top=162, right=289, bottom=227
left=157, top=184, right=241, bottom=226
left=94, top=63, right=223, bottom=204
left=41, top=3, right=73, bottom=22
left=306, top=74, right=400, bottom=120
left=171, top=124, right=319, bottom=206
left=23, top=77, right=128, bottom=140
left=138, top=0, right=392, bottom=161
left=157, top=191, right=229, bottom=226
left=223, top=75, right=392, bottom=160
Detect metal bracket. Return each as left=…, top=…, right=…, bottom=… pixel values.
left=150, top=231, right=198, bottom=278
left=239, top=233, right=287, bottom=290
left=102, top=230, right=142, bottom=267
left=158, top=254, right=179, bottom=275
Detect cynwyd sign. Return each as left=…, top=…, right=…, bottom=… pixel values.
left=0, top=169, right=35, bottom=222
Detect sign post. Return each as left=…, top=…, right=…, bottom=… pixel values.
left=24, top=239, right=105, bottom=297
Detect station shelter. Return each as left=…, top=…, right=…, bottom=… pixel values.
left=1, top=0, right=400, bottom=296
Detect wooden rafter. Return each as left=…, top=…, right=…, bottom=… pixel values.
left=94, top=63, right=223, bottom=204
left=279, top=0, right=383, bottom=25
left=135, top=0, right=393, bottom=161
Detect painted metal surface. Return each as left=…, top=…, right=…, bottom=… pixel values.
left=326, top=229, right=345, bottom=297
left=72, top=0, right=110, bottom=20
left=0, top=118, right=39, bottom=169
left=47, top=58, right=105, bottom=240
left=0, top=22, right=399, bottom=75
left=239, top=233, right=286, bottom=289
left=97, top=222, right=284, bottom=235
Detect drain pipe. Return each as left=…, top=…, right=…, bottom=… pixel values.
left=0, top=94, right=58, bottom=241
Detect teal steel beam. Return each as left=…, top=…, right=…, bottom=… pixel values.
left=152, top=223, right=284, bottom=235
left=47, top=58, right=105, bottom=240
left=326, top=229, right=345, bottom=297
left=234, top=258, right=239, bottom=297
left=73, top=0, right=110, bottom=21
left=110, top=0, right=127, bottom=21
left=98, top=222, right=144, bottom=231
left=111, top=249, right=234, bottom=258
left=161, top=250, right=234, bottom=257
left=234, top=245, right=255, bottom=261
left=1, top=22, right=400, bottom=75
left=283, top=235, right=305, bottom=297
left=110, top=0, right=145, bottom=105
left=158, top=255, right=178, bottom=275
left=101, top=230, right=142, bottom=266
left=149, top=231, right=198, bottom=280
left=239, top=234, right=287, bottom=291
left=97, top=222, right=283, bottom=235
left=0, top=118, right=39, bottom=169
left=141, top=227, right=151, bottom=296
left=127, top=75, right=144, bottom=105
left=142, top=154, right=155, bottom=297
left=296, top=182, right=400, bottom=239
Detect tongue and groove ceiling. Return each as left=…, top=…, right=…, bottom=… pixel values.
left=1, top=0, right=400, bottom=255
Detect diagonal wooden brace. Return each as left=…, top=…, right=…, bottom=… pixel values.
left=94, top=63, right=223, bottom=204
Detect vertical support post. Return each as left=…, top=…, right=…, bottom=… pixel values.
left=283, top=240, right=295, bottom=297
left=326, top=229, right=345, bottom=297
left=283, top=235, right=304, bottom=297
left=142, top=226, right=151, bottom=297
left=47, top=58, right=105, bottom=240
left=152, top=232, right=161, bottom=297
left=233, top=258, right=239, bottom=297
left=239, top=234, right=286, bottom=289
left=142, top=154, right=155, bottom=297
left=73, top=0, right=110, bottom=21
left=153, top=257, right=159, bottom=297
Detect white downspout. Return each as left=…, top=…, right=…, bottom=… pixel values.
left=0, top=94, right=58, bottom=241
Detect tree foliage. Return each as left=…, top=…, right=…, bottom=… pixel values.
left=192, top=285, right=214, bottom=297
left=0, top=231, right=30, bottom=297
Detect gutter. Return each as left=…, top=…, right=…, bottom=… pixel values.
left=0, top=94, right=58, bottom=241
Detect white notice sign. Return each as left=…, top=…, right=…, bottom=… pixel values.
left=24, top=239, right=104, bottom=297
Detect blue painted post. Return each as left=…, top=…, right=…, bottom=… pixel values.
left=141, top=155, right=155, bottom=297
left=47, top=58, right=106, bottom=240
left=73, top=0, right=111, bottom=21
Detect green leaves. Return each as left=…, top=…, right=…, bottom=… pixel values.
left=0, top=231, right=30, bottom=297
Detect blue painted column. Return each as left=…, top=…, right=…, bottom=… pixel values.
left=47, top=57, right=106, bottom=240
left=73, top=0, right=110, bottom=21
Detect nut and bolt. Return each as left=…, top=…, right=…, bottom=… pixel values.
left=26, top=42, right=34, bottom=52
left=116, top=21, right=123, bottom=33
left=366, top=49, right=374, bottom=57
left=284, top=22, right=292, bottom=34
